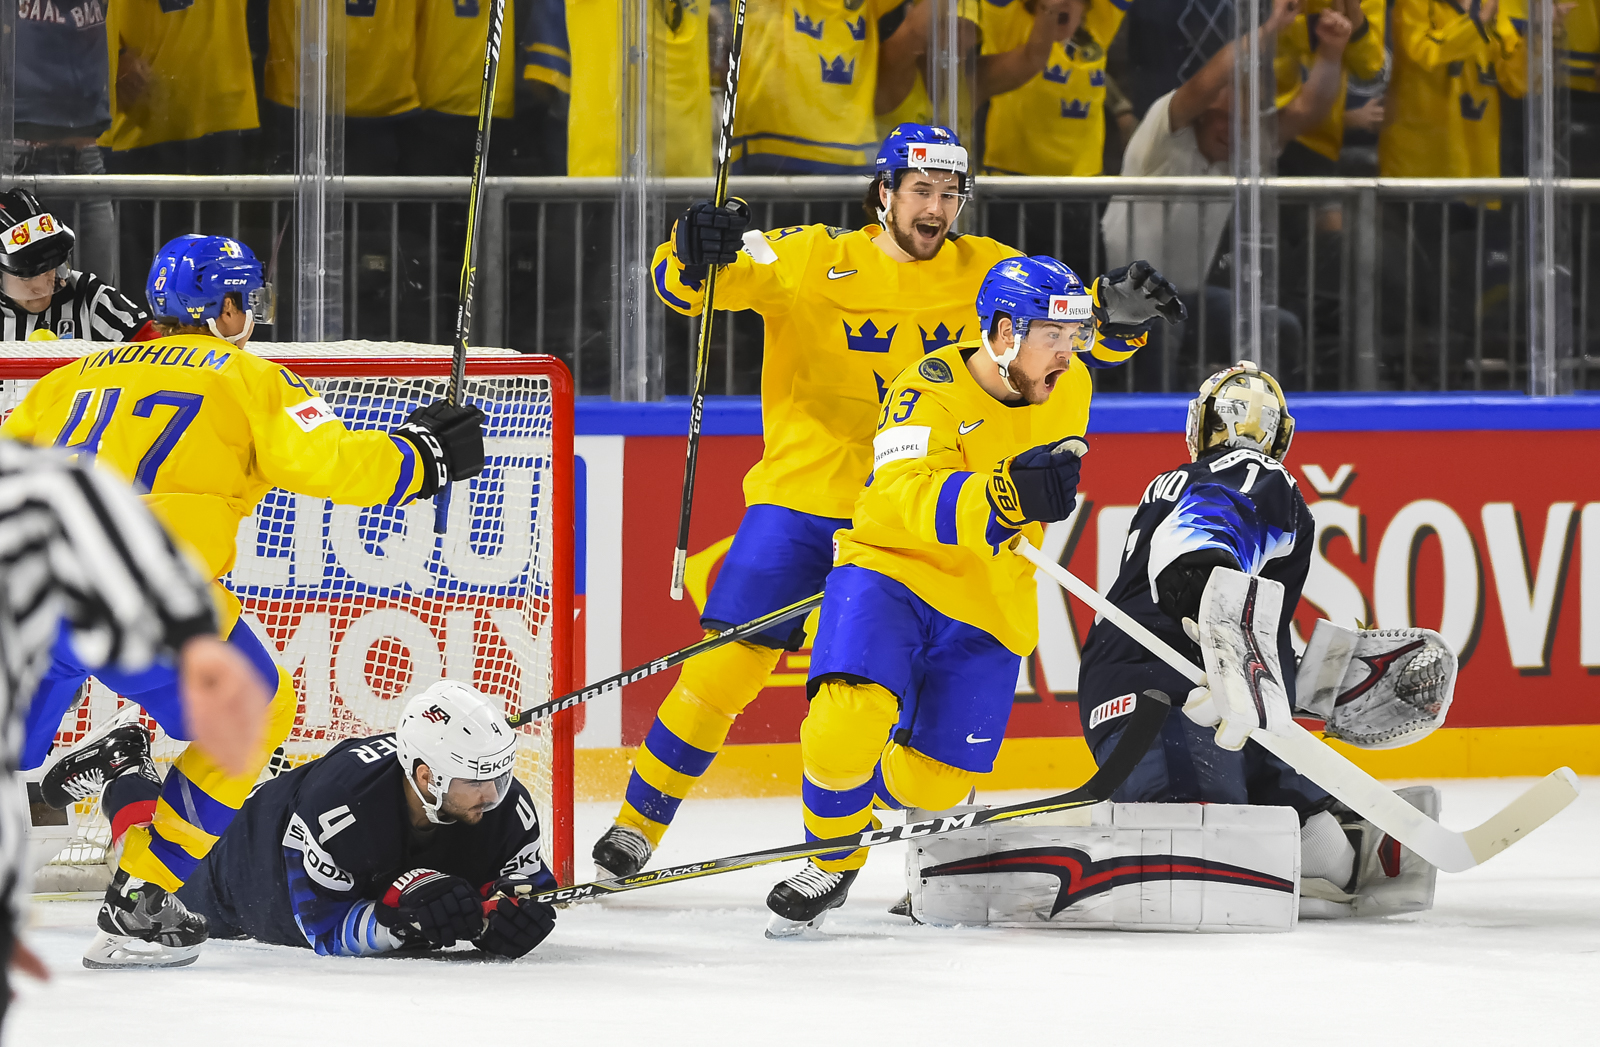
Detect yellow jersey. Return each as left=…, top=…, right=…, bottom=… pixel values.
left=1558, top=0, right=1598, bottom=93
left=566, top=0, right=712, bottom=176
left=733, top=0, right=899, bottom=172
left=265, top=0, right=421, bottom=119
left=417, top=0, right=517, bottom=118
left=1272, top=0, right=1386, bottom=163
left=523, top=0, right=573, bottom=94
left=979, top=0, right=1130, bottom=177
left=653, top=224, right=1020, bottom=518
left=1379, top=0, right=1526, bottom=178
left=2, top=337, right=427, bottom=585
left=103, top=0, right=259, bottom=151
left=837, top=343, right=1090, bottom=653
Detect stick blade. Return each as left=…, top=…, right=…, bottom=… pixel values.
left=1461, top=767, right=1581, bottom=867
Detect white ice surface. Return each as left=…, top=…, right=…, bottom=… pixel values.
left=10, top=779, right=1600, bottom=1047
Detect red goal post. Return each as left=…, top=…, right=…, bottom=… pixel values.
left=1, top=341, right=576, bottom=889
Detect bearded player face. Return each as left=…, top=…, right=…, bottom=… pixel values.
left=1004, top=318, right=1085, bottom=406
left=880, top=171, right=963, bottom=261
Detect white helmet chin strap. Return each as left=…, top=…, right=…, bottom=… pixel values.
left=206, top=308, right=254, bottom=348
left=980, top=322, right=1023, bottom=395
left=405, top=764, right=453, bottom=825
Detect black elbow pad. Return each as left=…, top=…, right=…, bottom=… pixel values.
left=1154, top=548, right=1240, bottom=623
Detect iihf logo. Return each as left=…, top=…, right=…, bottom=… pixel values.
left=919, top=323, right=963, bottom=352
left=820, top=56, right=856, bottom=84
left=844, top=319, right=895, bottom=353
left=793, top=10, right=823, bottom=38
left=422, top=705, right=451, bottom=724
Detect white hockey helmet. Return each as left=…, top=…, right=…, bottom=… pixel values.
left=1185, top=360, right=1295, bottom=462
left=395, top=680, right=518, bottom=824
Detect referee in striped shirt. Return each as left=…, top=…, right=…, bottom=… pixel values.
left=1, top=188, right=155, bottom=343
left=0, top=439, right=268, bottom=1028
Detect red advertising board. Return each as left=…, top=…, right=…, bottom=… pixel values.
left=619, top=430, right=1600, bottom=747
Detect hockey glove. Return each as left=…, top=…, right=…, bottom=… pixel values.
left=675, top=197, right=752, bottom=276
left=374, top=869, right=486, bottom=947
left=393, top=400, right=487, bottom=498
left=476, top=875, right=558, bottom=959
left=1154, top=548, right=1240, bottom=625
left=988, top=437, right=1086, bottom=529
left=1093, top=261, right=1187, bottom=337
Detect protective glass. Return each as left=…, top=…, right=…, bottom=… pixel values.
left=442, top=769, right=515, bottom=814
left=247, top=282, right=277, bottom=326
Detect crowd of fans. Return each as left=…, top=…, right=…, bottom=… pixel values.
left=12, top=0, right=1594, bottom=185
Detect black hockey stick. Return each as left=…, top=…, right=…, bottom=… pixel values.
left=504, top=591, right=822, bottom=728
left=434, top=0, right=507, bottom=535
left=528, top=690, right=1171, bottom=905
left=670, top=0, right=748, bottom=600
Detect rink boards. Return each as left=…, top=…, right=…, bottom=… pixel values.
left=567, top=393, right=1600, bottom=798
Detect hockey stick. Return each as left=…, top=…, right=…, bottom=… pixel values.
left=504, top=591, right=822, bottom=728
left=670, top=0, right=748, bottom=600
left=1013, top=537, right=1580, bottom=873
left=434, top=0, right=507, bottom=535
left=528, top=689, right=1170, bottom=905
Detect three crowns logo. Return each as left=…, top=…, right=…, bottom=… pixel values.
left=1043, top=65, right=1070, bottom=85
left=1061, top=99, right=1091, bottom=120
left=844, top=319, right=896, bottom=353
left=1459, top=93, right=1488, bottom=121
left=821, top=55, right=856, bottom=85
left=919, top=323, right=963, bottom=353
left=794, top=10, right=823, bottom=38
left=846, top=15, right=866, bottom=40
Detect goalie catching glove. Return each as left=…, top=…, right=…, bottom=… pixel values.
left=476, top=874, right=558, bottom=959
left=1182, top=567, right=1292, bottom=751
left=988, top=437, right=1086, bottom=529
left=1093, top=261, right=1186, bottom=337
left=392, top=400, right=487, bottom=498
left=1295, top=620, right=1457, bottom=749
left=374, top=868, right=486, bottom=948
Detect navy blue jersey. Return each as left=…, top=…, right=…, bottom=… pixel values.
left=1079, top=447, right=1314, bottom=704
left=178, top=734, right=553, bottom=956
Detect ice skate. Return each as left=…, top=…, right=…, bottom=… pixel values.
left=40, top=709, right=155, bottom=810
left=593, top=824, right=653, bottom=879
left=83, top=869, right=208, bottom=969
left=764, top=863, right=857, bottom=938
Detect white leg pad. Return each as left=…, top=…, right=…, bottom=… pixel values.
left=906, top=802, right=1301, bottom=932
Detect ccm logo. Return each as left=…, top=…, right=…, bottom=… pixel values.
left=1088, top=693, right=1138, bottom=730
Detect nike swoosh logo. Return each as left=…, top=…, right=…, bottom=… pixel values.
left=958, top=420, right=983, bottom=435
left=827, top=267, right=857, bottom=280
left=966, top=733, right=991, bottom=744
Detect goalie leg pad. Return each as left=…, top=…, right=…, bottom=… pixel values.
left=907, top=802, right=1301, bottom=932
left=1295, top=620, right=1458, bottom=749
left=1196, top=568, right=1293, bottom=749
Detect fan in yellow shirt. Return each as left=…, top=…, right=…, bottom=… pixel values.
left=763, top=252, right=1183, bottom=934
left=4, top=234, right=486, bottom=967
left=1272, top=0, right=1386, bottom=173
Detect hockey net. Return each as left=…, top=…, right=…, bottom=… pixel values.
left=0, top=341, right=576, bottom=891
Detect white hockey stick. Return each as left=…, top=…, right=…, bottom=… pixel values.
left=1014, top=537, right=1580, bottom=873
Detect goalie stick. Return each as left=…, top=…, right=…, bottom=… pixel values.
left=1013, top=537, right=1580, bottom=874
left=434, top=0, right=506, bottom=535
left=527, top=689, right=1170, bottom=905
left=670, top=0, right=748, bottom=600
left=504, top=591, right=822, bottom=728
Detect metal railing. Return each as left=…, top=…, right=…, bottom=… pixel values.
left=11, top=174, right=1600, bottom=395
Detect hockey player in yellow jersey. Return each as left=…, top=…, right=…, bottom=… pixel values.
left=764, top=254, right=1183, bottom=935
left=4, top=234, right=486, bottom=968
left=592, top=124, right=1175, bottom=879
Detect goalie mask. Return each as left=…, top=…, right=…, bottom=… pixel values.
left=395, top=680, right=518, bottom=825
left=1186, top=361, right=1295, bottom=463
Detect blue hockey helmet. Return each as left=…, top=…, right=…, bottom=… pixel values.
left=975, top=255, right=1096, bottom=388
left=146, top=234, right=274, bottom=345
left=875, top=123, right=971, bottom=197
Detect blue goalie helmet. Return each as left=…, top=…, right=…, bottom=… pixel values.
left=874, top=123, right=971, bottom=196
left=975, top=255, right=1096, bottom=384
left=146, top=234, right=274, bottom=346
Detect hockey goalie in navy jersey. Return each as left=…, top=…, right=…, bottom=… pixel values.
left=175, top=682, right=558, bottom=959
left=1077, top=362, right=1450, bottom=919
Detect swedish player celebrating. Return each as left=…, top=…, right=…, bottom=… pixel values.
left=763, top=255, right=1182, bottom=935
left=596, top=123, right=1179, bottom=879
left=3, top=233, right=486, bottom=968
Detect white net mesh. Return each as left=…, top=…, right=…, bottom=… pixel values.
left=1, top=341, right=571, bottom=888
